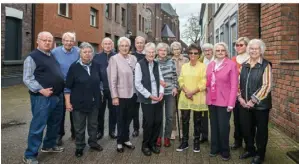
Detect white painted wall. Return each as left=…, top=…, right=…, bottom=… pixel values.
left=200, top=6, right=209, bottom=46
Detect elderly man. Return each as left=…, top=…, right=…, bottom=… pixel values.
left=23, top=31, right=65, bottom=164
left=198, top=43, right=214, bottom=144
left=52, top=32, right=80, bottom=145
left=130, top=36, right=146, bottom=137
left=93, top=37, right=117, bottom=140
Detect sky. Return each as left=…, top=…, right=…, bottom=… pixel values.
left=171, top=3, right=201, bottom=45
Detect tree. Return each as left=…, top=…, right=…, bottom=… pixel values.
left=181, top=13, right=201, bottom=45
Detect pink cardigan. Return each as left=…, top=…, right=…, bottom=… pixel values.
left=206, top=58, right=238, bottom=108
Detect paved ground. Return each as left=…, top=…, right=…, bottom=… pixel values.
left=1, top=84, right=298, bottom=164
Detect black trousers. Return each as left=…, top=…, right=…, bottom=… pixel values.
left=142, top=102, right=163, bottom=148
left=130, top=94, right=140, bottom=131
left=72, top=107, right=99, bottom=149
left=199, top=111, right=209, bottom=139
left=240, top=107, right=269, bottom=160
left=233, top=101, right=243, bottom=144
left=58, top=96, right=75, bottom=138
left=98, top=90, right=117, bottom=135
left=209, top=105, right=231, bottom=155
left=116, top=97, right=134, bottom=144
left=181, top=110, right=202, bottom=142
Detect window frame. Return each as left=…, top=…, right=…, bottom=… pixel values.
left=58, top=3, right=69, bottom=17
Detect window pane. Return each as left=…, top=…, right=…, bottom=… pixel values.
left=59, top=4, right=67, bottom=16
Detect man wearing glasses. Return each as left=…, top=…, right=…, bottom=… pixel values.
left=52, top=32, right=80, bottom=145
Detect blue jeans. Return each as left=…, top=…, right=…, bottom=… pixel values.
left=24, top=94, right=64, bottom=159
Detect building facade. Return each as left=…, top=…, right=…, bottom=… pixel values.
left=35, top=3, right=104, bottom=52
left=161, top=4, right=180, bottom=43
left=1, top=4, right=33, bottom=87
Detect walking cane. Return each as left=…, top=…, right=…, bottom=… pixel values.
left=175, top=94, right=181, bottom=141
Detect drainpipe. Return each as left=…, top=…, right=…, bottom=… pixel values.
left=31, top=4, right=35, bottom=51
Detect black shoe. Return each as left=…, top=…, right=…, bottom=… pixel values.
left=240, top=151, right=256, bottom=159
left=132, top=130, right=139, bottom=137
left=75, top=149, right=83, bottom=158
left=149, top=146, right=160, bottom=154
left=176, top=142, right=189, bottom=152
left=209, top=152, right=219, bottom=157
left=193, top=142, right=200, bottom=153
left=109, top=132, right=117, bottom=139
left=200, top=137, right=208, bottom=143
left=230, top=142, right=242, bottom=150
left=97, top=132, right=103, bottom=140
left=142, top=147, right=152, bottom=156
left=90, top=144, right=103, bottom=152
left=123, top=143, right=135, bottom=150
left=56, top=136, right=63, bottom=146
left=117, top=147, right=124, bottom=153
left=251, top=156, right=264, bottom=164
left=221, top=152, right=231, bottom=161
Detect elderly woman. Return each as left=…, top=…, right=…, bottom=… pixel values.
left=65, top=42, right=103, bottom=158
left=170, top=41, right=189, bottom=140
left=200, top=43, right=214, bottom=66
left=231, top=37, right=250, bottom=150
left=107, top=37, right=137, bottom=153
left=206, top=42, right=238, bottom=160
left=176, top=44, right=207, bottom=153
left=135, top=42, right=164, bottom=156
left=238, top=39, right=272, bottom=164
left=155, top=43, right=178, bottom=148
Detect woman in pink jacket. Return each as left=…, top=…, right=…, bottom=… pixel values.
left=206, top=42, right=238, bottom=161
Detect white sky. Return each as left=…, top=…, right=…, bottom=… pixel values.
left=171, top=3, right=201, bottom=45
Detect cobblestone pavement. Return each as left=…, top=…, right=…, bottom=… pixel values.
left=1, top=84, right=298, bottom=164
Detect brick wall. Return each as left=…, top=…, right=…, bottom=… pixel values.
left=35, top=4, right=104, bottom=50
left=239, top=4, right=299, bottom=142
left=1, top=4, right=32, bottom=76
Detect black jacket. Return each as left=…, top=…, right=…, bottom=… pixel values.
left=239, top=59, right=272, bottom=110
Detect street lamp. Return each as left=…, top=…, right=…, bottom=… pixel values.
left=125, top=30, right=132, bottom=38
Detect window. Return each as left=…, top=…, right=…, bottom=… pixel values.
left=139, top=15, right=141, bottom=31
left=220, top=25, right=224, bottom=42
left=105, top=4, right=111, bottom=19
left=215, top=29, right=219, bottom=43
left=115, top=4, right=120, bottom=23
left=58, top=4, right=69, bottom=17
left=90, top=8, right=97, bottom=27
left=105, top=33, right=111, bottom=38
left=121, top=8, right=126, bottom=26
left=142, top=17, right=145, bottom=32
left=145, top=9, right=152, bottom=33
left=231, top=24, right=237, bottom=57
left=114, top=35, right=119, bottom=52
left=55, top=37, right=62, bottom=48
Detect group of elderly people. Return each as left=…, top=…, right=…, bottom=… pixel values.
left=22, top=30, right=272, bottom=164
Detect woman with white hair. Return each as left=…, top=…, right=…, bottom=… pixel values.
left=238, top=39, right=272, bottom=164
left=135, top=42, right=164, bottom=156
left=155, top=42, right=178, bottom=148
left=206, top=42, right=238, bottom=161
left=170, top=41, right=189, bottom=140
left=200, top=43, right=214, bottom=66
left=107, top=37, right=137, bottom=153
left=65, top=42, right=103, bottom=157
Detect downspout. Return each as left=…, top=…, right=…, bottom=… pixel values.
left=31, top=4, right=35, bottom=50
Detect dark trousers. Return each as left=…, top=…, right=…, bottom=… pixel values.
left=240, top=107, right=269, bottom=160
left=181, top=110, right=202, bottom=142
left=142, top=102, right=163, bottom=148
left=233, top=101, right=243, bottom=144
left=25, top=94, right=64, bottom=159
left=98, top=90, right=117, bottom=135
left=199, top=111, right=209, bottom=139
left=58, top=95, right=75, bottom=138
left=130, top=94, right=140, bottom=131
left=209, top=105, right=231, bottom=155
left=117, top=97, right=134, bottom=144
left=72, top=107, right=99, bottom=149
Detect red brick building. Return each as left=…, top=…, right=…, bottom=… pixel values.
left=35, top=3, right=104, bottom=52
left=239, top=4, right=299, bottom=142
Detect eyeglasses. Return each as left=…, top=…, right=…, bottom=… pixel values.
left=215, top=50, right=226, bottom=53
left=39, top=39, right=53, bottom=43
left=63, top=40, right=74, bottom=43
left=188, top=52, right=199, bottom=55
left=235, top=44, right=244, bottom=47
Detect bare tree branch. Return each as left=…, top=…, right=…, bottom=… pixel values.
left=181, top=13, right=201, bottom=45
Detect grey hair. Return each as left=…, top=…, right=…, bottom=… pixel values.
left=156, top=42, right=170, bottom=54
left=101, top=37, right=113, bottom=45
left=144, top=42, right=156, bottom=53
left=247, top=39, right=266, bottom=56
left=62, top=32, right=76, bottom=41
left=79, top=42, right=95, bottom=56
left=37, top=31, right=53, bottom=41
left=117, top=36, right=131, bottom=47
left=201, top=43, right=214, bottom=51
left=170, top=41, right=182, bottom=51
left=236, top=37, right=250, bottom=46
left=135, top=36, right=145, bottom=43
left=214, top=42, right=230, bottom=57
